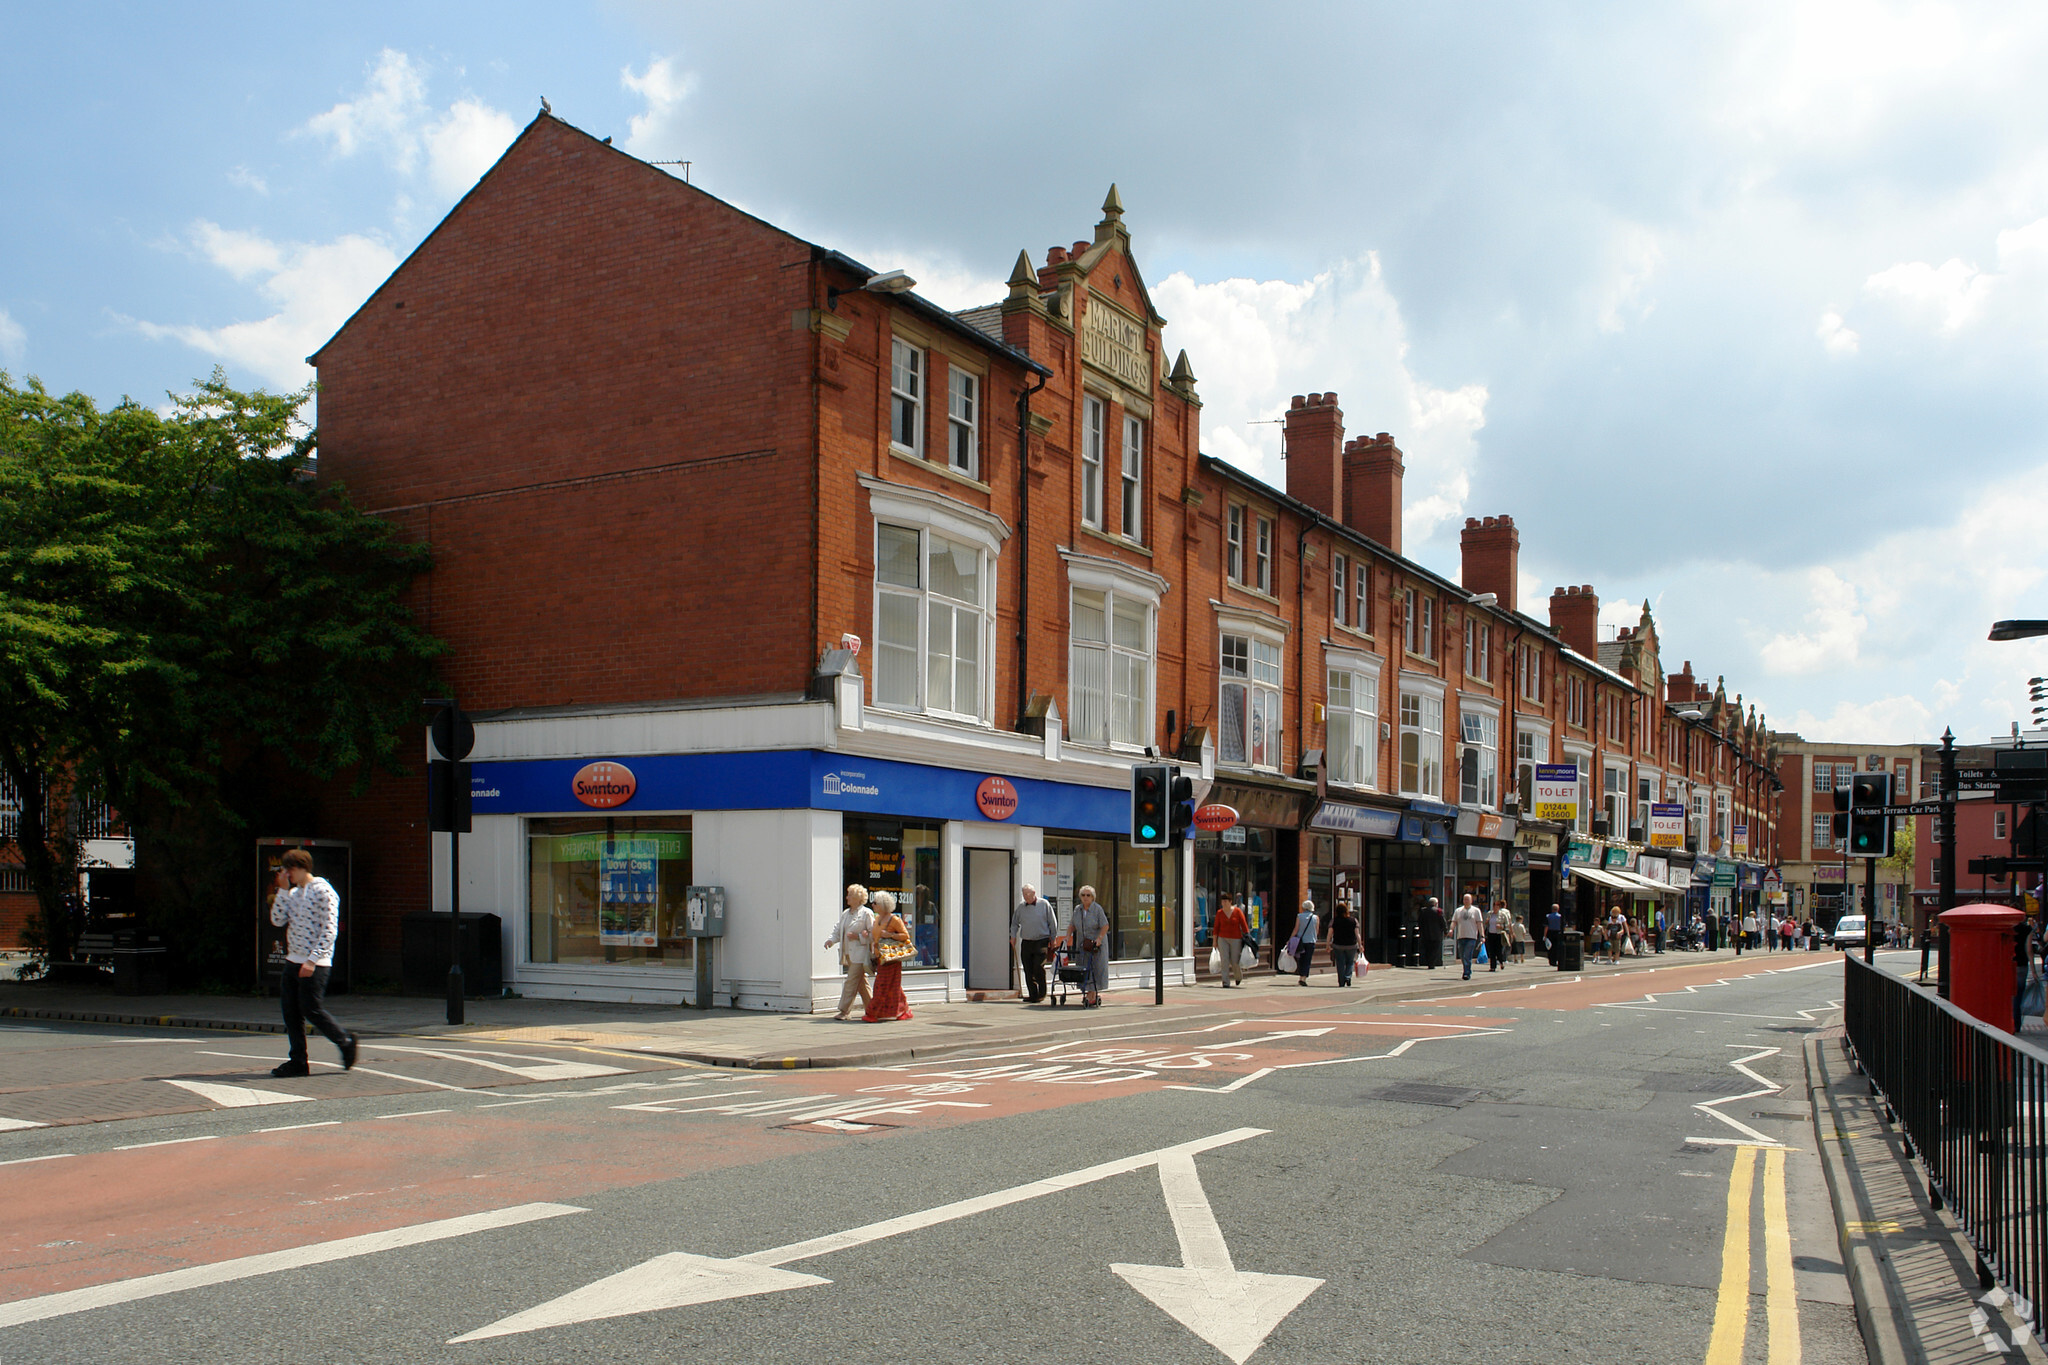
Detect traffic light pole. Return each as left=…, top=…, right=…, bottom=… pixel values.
left=1864, top=847, right=1877, bottom=966
left=1154, top=845, right=1165, bottom=1006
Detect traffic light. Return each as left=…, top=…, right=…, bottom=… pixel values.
left=1130, top=763, right=1171, bottom=848
left=1168, top=772, right=1195, bottom=843
left=1831, top=784, right=1850, bottom=844
left=1847, top=772, right=1892, bottom=858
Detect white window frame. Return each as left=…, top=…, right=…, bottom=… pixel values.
left=861, top=476, right=1008, bottom=724
left=1398, top=672, right=1447, bottom=798
left=1562, top=743, right=1593, bottom=833
left=1354, top=562, right=1370, bottom=634
left=1332, top=552, right=1350, bottom=627
left=1325, top=647, right=1382, bottom=791
left=1062, top=551, right=1167, bottom=752
left=1714, top=790, right=1731, bottom=844
left=947, top=367, right=979, bottom=477
left=1995, top=809, right=2009, bottom=841
left=1603, top=763, right=1629, bottom=835
left=1120, top=413, right=1143, bottom=539
left=1636, top=768, right=1659, bottom=840
left=1812, top=813, right=1833, bottom=852
left=1220, top=632, right=1284, bottom=769
left=1519, top=643, right=1543, bottom=702
left=1226, top=505, right=1246, bottom=583
left=1464, top=617, right=1491, bottom=681
left=1081, top=394, right=1105, bottom=528
left=890, top=338, right=923, bottom=457
left=1458, top=701, right=1499, bottom=809
left=1515, top=721, right=1551, bottom=811
left=1254, top=515, right=1273, bottom=593
left=1402, top=587, right=1418, bottom=653
left=1419, top=595, right=1435, bottom=659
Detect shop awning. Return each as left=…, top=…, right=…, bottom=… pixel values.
left=1567, top=865, right=1635, bottom=891
left=1610, top=868, right=1686, bottom=896
left=1572, top=864, right=1682, bottom=895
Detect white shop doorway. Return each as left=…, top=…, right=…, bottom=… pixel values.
left=964, top=847, right=1015, bottom=992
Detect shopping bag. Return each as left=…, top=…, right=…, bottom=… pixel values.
left=1278, top=950, right=1298, bottom=974
left=1208, top=947, right=1223, bottom=975
left=1477, top=943, right=1488, bottom=965
left=2023, top=968, right=2045, bottom=1019
left=1240, top=945, right=1257, bottom=970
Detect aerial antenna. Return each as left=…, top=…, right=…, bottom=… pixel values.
left=651, top=160, right=692, bottom=183
left=1247, top=417, right=1285, bottom=458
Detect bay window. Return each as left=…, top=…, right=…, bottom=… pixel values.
left=1220, top=632, right=1282, bottom=768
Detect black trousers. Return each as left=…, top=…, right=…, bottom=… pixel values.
left=281, top=964, right=351, bottom=1063
left=1019, top=938, right=1049, bottom=1001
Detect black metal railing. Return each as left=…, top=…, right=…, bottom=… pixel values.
left=1843, top=954, right=2048, bottom=1325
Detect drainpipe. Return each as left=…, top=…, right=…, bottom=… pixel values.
left=1014, top=371, right=1048, bottom=728
left=1297, top=523, right=1312, bottom=778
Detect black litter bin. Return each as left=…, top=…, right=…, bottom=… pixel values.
left=1556, top=929, right=1585, bottom=972
left=401, top=912, right=502, bottom=997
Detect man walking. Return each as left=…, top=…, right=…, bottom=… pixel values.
left=1546, top=902, right=1564, bottom=966
left=1421, top=897, right=1447, bottom=970
left=268, top=849, right=355, bottom=1077
left=1653, top=905, right=1666, bottom=954
left=1213, top=893, right=1248, bottom=987
left=1011, top=883, right=1058, bottom=1003
left=825, top=883, right=875, bottom=1020
left=1452, top=894, right=1486, bottom=980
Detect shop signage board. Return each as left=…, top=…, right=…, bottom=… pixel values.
left=1713, top=863, right=1738, bottom=888
left=1306, top=801, right=1396, bottom=838
left=1532, top=764, right=1579, bottom=821
left=1816, top=865, right=1847, bottom=882
left=1601, top=846, right=1631, bottom=870
left=1515, top=828, right=1559, bottom=856
left=1647, top=803, right=1685, bottom=849
left=1193, top=803, right=1242, bottom=832
left=973, top=776, right=1019, bottom=821
left=1567, top=837, right=1595, bottom=864
left=1731, top=824, right=1749, bottom=857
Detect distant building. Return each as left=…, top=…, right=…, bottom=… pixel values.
left=1771, top=736, right=1923, bottom=930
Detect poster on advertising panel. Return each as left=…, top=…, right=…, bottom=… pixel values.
left=1648, top=803, right=1686, bottom=848
left=1732, top=823, right=1749, bottom=857
left=599, top=838, right=661, bottom=947
left=1532, top=763, right=1579, bottom=820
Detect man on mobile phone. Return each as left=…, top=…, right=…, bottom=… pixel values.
left=268, top=848, right=356, bottom=1077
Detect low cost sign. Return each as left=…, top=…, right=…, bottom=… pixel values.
left=1533, top=763, right=1579, bottom=820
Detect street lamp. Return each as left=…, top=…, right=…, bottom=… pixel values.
left=1988, top=620, right=2048, bottom=641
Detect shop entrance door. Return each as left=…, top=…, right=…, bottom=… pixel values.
left=964, top=848, right=1013, bottom=992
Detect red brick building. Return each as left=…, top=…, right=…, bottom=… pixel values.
left=306, top=113, right=1779, bottom=1005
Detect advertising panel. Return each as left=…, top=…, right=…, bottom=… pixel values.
left=1533, top=764, right=1580, bottom=821
left=1648, top=803, right=1686, bottom=849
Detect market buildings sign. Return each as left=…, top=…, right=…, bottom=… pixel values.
left=1081, top=298, right=1151, bottom=391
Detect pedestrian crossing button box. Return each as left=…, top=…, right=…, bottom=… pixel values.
left=685, top=886, right=725, bottom=937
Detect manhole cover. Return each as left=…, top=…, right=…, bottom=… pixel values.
left=1372, top=1083, right=1481, bottom=1108
left=1642, top=1072, right=1757, bottom=1095
left=778, top=1119, right=902, bottom=1135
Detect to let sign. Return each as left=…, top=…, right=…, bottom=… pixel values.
left=1532, top=764, right=1579, bottom=821
left=1648, top=803, right=1685, bottom=848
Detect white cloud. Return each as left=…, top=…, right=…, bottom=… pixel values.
left=621, top=56, right=696, bottom=156
left=0, top=307, right=24, bottom=364
left=423, top=98, right=518, bottom=197
left=1864, top=257, right=1992, bottom=334
left=300, top=49, right=514, bottom=201
left=1595, top=226, right=1662, bottom=333
left=1759, top=566, right=1867, bottom=674
left=1779, top=693, right=1936, bottom=745
left=1816, top=309, right=1859, bottom=354
left=1151, top=256, right=1487, bottom=555
left=226, top=165, right=268, bottom=196
left=130, top=223, right=399, bottom=390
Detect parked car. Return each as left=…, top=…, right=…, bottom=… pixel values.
left=1831, top=915, right=1867, bottom=950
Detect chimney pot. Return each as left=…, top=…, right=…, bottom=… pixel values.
left=1072, top=241, right=1089, bottom=257
left=1291, top=394, right=1306, bottom=409
left=1549, top=583, right=1600, bottom=657
left=1460, top=510, right=1521, bottom=613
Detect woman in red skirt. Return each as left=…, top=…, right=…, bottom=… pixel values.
left=863, top=890, right=915, bottom=1022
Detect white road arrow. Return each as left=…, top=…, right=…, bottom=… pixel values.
left=450, top=1127, right=1270, bottom=1344
left=164, top=1080, right=314, bottom=1108
left=1112, top=1152, right=1323, bottom=1364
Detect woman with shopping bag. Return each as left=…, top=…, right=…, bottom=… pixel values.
left=1212, top=893, right=1248, bottom=988
left=1289, top=899, right=1320, bottom=985
left=862, top=890, right=916, bottom=1023
left=1329, top=904, right=1361, bottom=986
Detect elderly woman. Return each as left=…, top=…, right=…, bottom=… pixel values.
left=861, top=890, right=916, bottom=1023
left=1067, top=885, right=1110, bottom=1008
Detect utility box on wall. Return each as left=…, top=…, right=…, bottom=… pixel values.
left=256, top=838, right=353, bottom=994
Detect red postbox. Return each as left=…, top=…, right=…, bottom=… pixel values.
left=1938, top=903, right=2024, bottom=1032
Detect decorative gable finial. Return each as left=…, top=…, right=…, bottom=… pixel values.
left=1102, top=183, right=1125, bottom=220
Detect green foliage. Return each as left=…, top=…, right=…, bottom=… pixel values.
left=0, top=369, right=444, bottom=977
left=1883, top=820, right=1915, bottom=880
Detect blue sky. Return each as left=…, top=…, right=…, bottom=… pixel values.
left=8, top=1, right=2048, bottom=746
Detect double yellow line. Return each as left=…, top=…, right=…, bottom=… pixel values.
left=1706, top=1145, right=1800, bottom=1364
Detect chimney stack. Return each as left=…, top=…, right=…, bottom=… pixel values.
left=1549, top=584, right=1599, bottom=657
left=1459, top=515, right=1520, bottom=613
left=1283, top=393, right=1344, bottom=519
left=1343, top=432, right=1404, bottom=554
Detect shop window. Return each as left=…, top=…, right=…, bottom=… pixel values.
left=1220, top=632, right=1282, bottom=768
left=1226, top=505, right=1245, bottom=583
left=527, top=818, right=694, bottom=970
left=1326, top=668, right=1374, bottom=788
left=890, top=338, right=923, bottom=457
left=1459, top=710, right=1497, bottom=808
left=1121, top=414, right=1143, bottom=539
left=1042, top=833, right=1178, bottom=962
left=1070, top=587, right=1153, bottom=749
left=947, top=368, right=978, bottom=477
left=1115, top=840, right=1178, bottom=960
left=874, top=522, right=989, bottom=721
left=844, top=817, right=944, bottom=968
left=1082, top=395, right=1105, bottom=528
left=1399, top=690, right=1443, bottom=797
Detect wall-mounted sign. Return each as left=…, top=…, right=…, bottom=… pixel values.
left=1515, top=829, right=1559, bottom=857
left=1081, top=297, right=1152, bottom=391
left=573, top=760, right=637, bottom=809
left=1648, top=803, right=1685, bottom=849
left=1602, top=846, right=1632, bottom=870
left=1732, top=823, right=1749, bottom=856
left=1308, top=801, right=1400, bottom=838
left=974, top=776, right=1019, bottom=821
left=1194, top=803, right=1242, bottom=832
left=1533, top=764, right=1579, bottom=821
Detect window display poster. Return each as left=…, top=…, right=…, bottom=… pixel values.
left=599, top=838, right=660, bottom=947
left=1042, top=853, right=1075, bottom=934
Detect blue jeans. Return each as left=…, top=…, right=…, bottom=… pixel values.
left=1333, top=947, right=1357, bottom=985
left=1457, top=937, right=1481, bottom=977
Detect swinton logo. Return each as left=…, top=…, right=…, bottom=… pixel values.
left=974, top=776, right=1019, bottom=821
left=573, top=761, right=637, bottom=809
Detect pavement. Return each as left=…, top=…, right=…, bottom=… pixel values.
left=0, top=942, right=1793, bottom=1070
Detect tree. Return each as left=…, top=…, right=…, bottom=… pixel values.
left=0, top=370, right=443, bottom=976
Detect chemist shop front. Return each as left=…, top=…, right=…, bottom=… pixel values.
left=462, top=746, right=1189, bottom=1011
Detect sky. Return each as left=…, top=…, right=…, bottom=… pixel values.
left=7, top=1, right=2048, bottom=747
